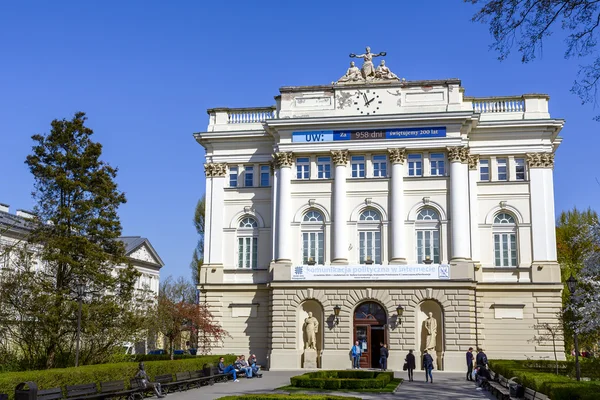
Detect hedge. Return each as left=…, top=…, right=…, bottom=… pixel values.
left=0, top=355, right=236, bottom=399
left=216, top=396, right=361, bottom=400
left=289, top=370, right=393, bottom=390
left=490, top=360, right=600, bottom=400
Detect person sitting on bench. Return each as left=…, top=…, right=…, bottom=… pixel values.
left=135, top=362, right=165, bottom=398
left=248, top=354, right=262, bottom=377
left=238, top=355, right=253, bottom=378
left=218, top=357, right=239, bottom=382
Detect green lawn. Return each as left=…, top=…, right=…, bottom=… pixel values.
left=277, top=378, right=403, bottom=393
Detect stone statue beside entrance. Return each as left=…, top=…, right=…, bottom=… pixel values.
left=303, top=311, right=319, bottom=368
left=335, top=46, right=401, bottom=84
left=425, top=312, right=437, bottom=351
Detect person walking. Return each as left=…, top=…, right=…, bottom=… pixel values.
left=404, top=350, right=416, bottom=382
left=351, top=340, right=362, bottom=369
left=423, top=350, right=434, bottom=383
left=379, top=342, right=389, bottom=371
left=466, top=347, right=474, bottom=381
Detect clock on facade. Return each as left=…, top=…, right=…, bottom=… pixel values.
left=354, top=89, right=383, bottom=115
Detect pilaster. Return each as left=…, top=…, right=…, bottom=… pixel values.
left=274, top=152, right=294, bottom=263
left=331, top=150, right=349, bottom=264
left=447, top=147, right=471, bottom=261
left=203, top=162, right=227, bottom=273
left=389, top=148, right=406, bottom=264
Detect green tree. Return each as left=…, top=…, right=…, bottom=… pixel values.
left=190, top=195, right=205, bottom=285
left=468, top=0, right=600, bottom=118
left=0, top=112, right=147, bottom=369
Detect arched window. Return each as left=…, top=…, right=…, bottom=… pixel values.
left=302, top=210, right=324, bottom=265
left=358, top=209, right=382, bottom=264
left=237, top=216, right=258, bottom=268
left=416, top=208, right=440, bottom=263
left=493, top=212, right=517, bottom=267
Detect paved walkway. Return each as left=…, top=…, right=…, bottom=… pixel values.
left=167, top=370, right=496, bottom=400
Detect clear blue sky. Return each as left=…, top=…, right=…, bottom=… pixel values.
left=1, top=1, right=598, bottom=281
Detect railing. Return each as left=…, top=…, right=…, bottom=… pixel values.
left=470, top=97, right=525, bottom=113
left=227, top=107, right=276, bottom=124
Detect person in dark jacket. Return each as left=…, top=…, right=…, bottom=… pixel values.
left=379, top=342, right=389, bottom=371
left=218, top=357, right=239, bottom=382
left=466, top=347, right=474, bottom=381
left=404, top=350, right=416, bottom=382
left=476, top=348, right=490, bottom=380
left=422, top=350, right=434, bottom=383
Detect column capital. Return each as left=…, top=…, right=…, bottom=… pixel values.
left=273, top=151, right=294, bottom=168
left=204, top=162, right=228, bottom=177
left=388, top=148, right=407, bottom=164
left=526, top=152, right=554, bottom=168
left=447, top=146, right=470, bottom=163
left=331, top=150, right=349, bottom=166
left=467, top=154, right=479, bottom=170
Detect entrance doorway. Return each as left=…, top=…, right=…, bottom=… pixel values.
left=353, top=302, right=387, bottom=368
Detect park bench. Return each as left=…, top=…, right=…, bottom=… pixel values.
left=524, top=387, right=550, bottom=400
left=153, top=374, right=179, bottom=393
left=65, top=383, right=104, bottom=400
left=37, top=388, right=63, bottom=400
left=487, top=374, right=512, bottom=400
left=211, top=367, right=229, bottom=383
left=99, top=381, right=137, bottom=400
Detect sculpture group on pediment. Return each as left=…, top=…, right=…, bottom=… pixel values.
left=336, top=46, right=401, bottom=85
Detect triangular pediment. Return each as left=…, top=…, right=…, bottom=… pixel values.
left=128, top=243, right=162, bottom=266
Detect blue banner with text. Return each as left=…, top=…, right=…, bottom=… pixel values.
left=292, top=127, right=446, bottom=143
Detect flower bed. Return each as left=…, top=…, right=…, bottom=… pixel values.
left=289, top=370, right=393, bottom=390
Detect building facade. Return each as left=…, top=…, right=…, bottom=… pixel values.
left=196, top=70, right=565, bottom=371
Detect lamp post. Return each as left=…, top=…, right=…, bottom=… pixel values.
left=75, top=281, right=86, bottom=368
left=566, top=274, right=581, bottom=382
left=333, top=305, right=341, bottom=325
left=396, top=305, right=404, bottom=328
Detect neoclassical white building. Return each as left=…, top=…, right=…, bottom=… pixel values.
left=196, top=66, right=564, bottom=371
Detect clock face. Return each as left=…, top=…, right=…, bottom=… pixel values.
left=354, top=89, right=383, bottom=115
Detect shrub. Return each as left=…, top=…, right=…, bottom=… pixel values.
left=217, top=396, right=361, bottom=400
left=0, top=355, right=236, bottom=399
left=289, top=370, right=393, bottom=390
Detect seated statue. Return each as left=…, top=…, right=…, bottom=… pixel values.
left=135, top=362, right=164, bottom=398
left=375, top=60, right=398, bottom=80
left=337, top=61, right=362, bottom=83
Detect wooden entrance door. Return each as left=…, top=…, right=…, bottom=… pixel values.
left=353, top=302, right=388, bottom=369
left=354, top=324, right=370, bottom=368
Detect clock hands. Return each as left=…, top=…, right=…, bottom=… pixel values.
left=365, top=97, right=376, bottom=106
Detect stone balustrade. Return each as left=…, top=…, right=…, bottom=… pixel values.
left=207, top=106, right=276, bottom=128
left=466, top=94, right=550, bottom=119
left=471, top=96, right=525, bottom=113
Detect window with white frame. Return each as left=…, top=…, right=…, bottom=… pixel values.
left=229, top=166, right=238, bottom=187
left=416, top=208, right=440, bottom=263
left=244, top=166, right=254, bottom=187
left=408, top=154, right=422, bottom=176
left=296, top=157, right=310, bottom=179
left=317, top=156, right=331, bottom=179
left=479, top=159, right=490, bottom=181
left=237, top=217, right=258, bottom=268
left=515, top=158, right=526, bottom=181
left=497, top=158, right=507, bottom=181
left=351, top=155, right=365, bottom=178
left=493, top=212, right=518, bottom=267
left=260, top=165, right=270, bottom=187
left=430, top=153, right=445, bottom=176
left=373, top=154, right=387, bottom=177
left=358, top=209, right=382, bottom=264
left=302, top=210, right=324, bottom=265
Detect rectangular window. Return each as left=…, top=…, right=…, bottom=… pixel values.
left=416, top=230, right=440, bottom=263
left=359, top=231, right=381, bottom=264
left=515, top=158, right=526, bottom=181
left=430, top=153, right=445, bottom=176
left=296, top=157, right=310, bottom=179
left=494, top=233, right=517, bottom=267
left=317, top=156, right=331, bottom=179
left=373, top=155, right=387, bottom=177
left=229, top=166, right=238, bottom=187
left=302, top=232, right=324, bottom=265
left=479, top=160, right=490, bottom=181
left=351, top=156, right=365, bottom=178
left=244, top=166, right=254, bottom=187
left=238, top=237, right=258, bottom=268
left=497, top=158, right=507, bottom=181
left=408, top=154, right=422, bottom=176
left=260, top=165, right=270, bottom=187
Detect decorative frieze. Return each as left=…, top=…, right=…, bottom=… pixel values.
left=467, top=154, right=479, bottom=170
left=447, top=146, right=470, bottom=163
left=204, top=162, right=228, bottom=177
left=388, top=148, right=407, bottom=164
left=331, top=150, right=349, bottom=166
left=526, top=152, right=554, bottom=168
left=273, top=151, right=294, bottom=168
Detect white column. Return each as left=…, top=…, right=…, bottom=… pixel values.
left=528, top=153, right=557, bottom=262
left=448, top=147, right=471, bottom=261
left=467, top=155, right=480, bottom=263
left=274, top=152, right=293, bottom=263
left=203, top=163, right=227, bottom=266
left=388, top=148, right=406, bottom=263
left=270, top=162, right=278, bottom=262
left=331, top=150, right=348, bottom=264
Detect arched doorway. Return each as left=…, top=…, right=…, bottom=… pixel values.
left=353, top=302, right=387, bottom=368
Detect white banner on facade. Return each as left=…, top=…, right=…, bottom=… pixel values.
left=291, top=264, right=451, bottom=281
